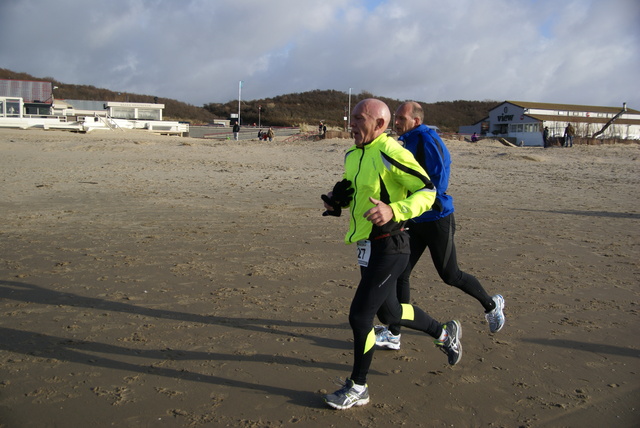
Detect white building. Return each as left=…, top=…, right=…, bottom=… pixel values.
left=53, top=100, right=165, bottom=121
left=1, top=96, right=187, bottom=135
left=459, top=101, right=640, bottom=146
left=0, top=79, right=187, bottom=136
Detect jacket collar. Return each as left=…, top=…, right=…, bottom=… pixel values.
left=398, top=124, right=429, bottom=142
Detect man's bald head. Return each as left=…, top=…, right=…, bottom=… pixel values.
left=351, top=98, right=392, bottom=147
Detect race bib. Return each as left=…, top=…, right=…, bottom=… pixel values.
left=357, top=240, right=371, bottom=267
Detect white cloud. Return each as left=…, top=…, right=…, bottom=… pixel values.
left=0, top=0, right=638, bottom=109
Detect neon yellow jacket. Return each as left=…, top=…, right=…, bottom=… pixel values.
left=342, top=133, right=436, bottom=244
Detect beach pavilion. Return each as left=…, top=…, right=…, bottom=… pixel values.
left=459, top=101, right=640, bottom=146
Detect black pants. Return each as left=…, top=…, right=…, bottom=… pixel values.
left=390, top=214, right=493, bottom=336
left=348, top=233, right=442, bottom=385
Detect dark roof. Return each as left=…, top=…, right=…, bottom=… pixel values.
left=525, top=113, right=640, bottom=125
left=506, top=100, right=638, bottom=115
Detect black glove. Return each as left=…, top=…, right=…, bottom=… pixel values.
left=321, top=179, right=353, bottom=217
left=321, top=194, right=341, bottom=216
left=331, top=179, right=354, bottom=207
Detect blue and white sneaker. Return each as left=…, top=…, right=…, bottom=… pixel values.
left=434, top=320, right=462, bottom=365
left=374, top=325, right=401, bottom=350
left=485, top=294, right=505, bottom=333
left=324, top=378, right=369, bottom=410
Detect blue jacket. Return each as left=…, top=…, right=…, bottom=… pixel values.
left=399, top=125, right=454, bottom=222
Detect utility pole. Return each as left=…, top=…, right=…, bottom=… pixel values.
left=344, top=105, right=348, bottom=131
left=347, top=88, right=352, bottom=129
left=238, top=80, right=243, bottom=125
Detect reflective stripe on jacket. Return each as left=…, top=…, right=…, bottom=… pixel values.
left=342, top=133, right=436, bottom=244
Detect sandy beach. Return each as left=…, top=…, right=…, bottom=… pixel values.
left=0, top=128, right=638, bottom=427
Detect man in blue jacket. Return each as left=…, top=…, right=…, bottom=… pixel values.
left=375, top=101, right=505, bottom=350
left=321, top=99, right=462, bottom=410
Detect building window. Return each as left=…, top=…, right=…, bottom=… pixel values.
left=112, top=108, right=135, bottom=119
left=137, top=109, right=160, bottom=120
left=6, top=100, right=20, bottom=117
left=524, top=123, right=539, bottom=133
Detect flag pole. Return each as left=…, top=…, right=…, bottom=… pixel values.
left=238, top=81, right=242, bottom=126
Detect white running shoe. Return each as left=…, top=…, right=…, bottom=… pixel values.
left=374, top=325, right=401, bottom=350
left=324, top=378, right=370, bottom=410
left=485, top=294, right=505, bottom=333
left=434, top=320, right=462, bottom=365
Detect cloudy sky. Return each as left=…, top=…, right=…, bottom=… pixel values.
left=1, top=0, right=638, bottom=109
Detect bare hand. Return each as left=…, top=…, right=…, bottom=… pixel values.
left=364, top=197, right=393, bottom=226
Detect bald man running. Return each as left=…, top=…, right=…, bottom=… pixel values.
left=321, top=98, right=462, bottom=410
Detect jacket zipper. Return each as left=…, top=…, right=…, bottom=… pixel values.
left=347, top=147, right=365, bottom=243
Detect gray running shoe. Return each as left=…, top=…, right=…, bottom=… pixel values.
left=374, top=325, right=401, bottom=350
left=434, top=320, right=462, bottom=365
left=324, top=378, right=370, bottom=410
left=485, top=294, right=505, bottom=333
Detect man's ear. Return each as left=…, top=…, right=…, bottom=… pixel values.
left=376, top=118, right=386, bottom=130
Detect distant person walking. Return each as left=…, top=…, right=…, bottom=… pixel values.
left=233, top=122, right=240, bottom=141
left=564, top=123, right=574, bottom=147
left=266, top=127, right=274, bottom=141
left=543, top=126, right=550, bottom=148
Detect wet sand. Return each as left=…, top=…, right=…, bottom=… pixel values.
left=0, top=128, right=638, bottom=427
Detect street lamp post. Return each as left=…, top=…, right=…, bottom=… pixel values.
left=238, top=80, right=243, bottom=126
left=258, top=105, right=261, bottom=128
left=347, top=88, right=352, bottom=129
left=344, top=105, right=348, bottom=132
